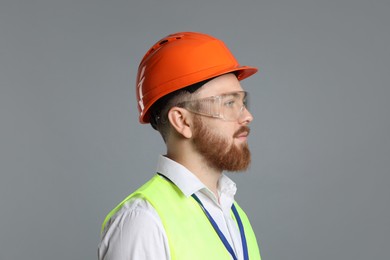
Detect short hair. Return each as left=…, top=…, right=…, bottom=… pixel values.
left=149, top=79, right=211, bottom=142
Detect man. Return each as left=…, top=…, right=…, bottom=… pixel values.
left=98, top=32, right=261, bottom=260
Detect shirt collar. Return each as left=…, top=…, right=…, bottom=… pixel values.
left=156, top=155, right=237, bottom=198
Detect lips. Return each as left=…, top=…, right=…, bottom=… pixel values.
left=234, top=126, right=250, bottom=138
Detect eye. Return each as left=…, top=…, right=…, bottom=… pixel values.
left=224, top=100, right=235, bottom=107
left=243, top=98, right=248, bottom=107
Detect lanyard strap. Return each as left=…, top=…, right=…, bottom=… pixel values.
left=232, top=202, right=249, bottom=260
left=192, top=194, right=249, bottom=260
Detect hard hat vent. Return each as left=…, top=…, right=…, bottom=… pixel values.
left=143, top=35, right=184, bottom=62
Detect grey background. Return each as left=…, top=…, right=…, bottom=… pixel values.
left=1, top=0, right=389, bottom=259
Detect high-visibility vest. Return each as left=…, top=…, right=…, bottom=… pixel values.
left=102, top=175, right=261, bottom=260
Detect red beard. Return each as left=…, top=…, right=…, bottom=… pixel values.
left=192, top=116, right=251, bottom=172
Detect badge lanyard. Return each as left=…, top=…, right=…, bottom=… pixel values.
left=157, top=173, right=249, bottom=260
left=192, top=194, right=249, bottom=260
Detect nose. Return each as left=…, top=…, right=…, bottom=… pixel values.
left=239, top=107, right=253, bottom=124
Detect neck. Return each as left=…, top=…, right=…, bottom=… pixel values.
left=167, top=146, right=222, bottom=199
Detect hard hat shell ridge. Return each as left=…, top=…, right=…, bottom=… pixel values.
left=136, top=32, right=258, bottom=124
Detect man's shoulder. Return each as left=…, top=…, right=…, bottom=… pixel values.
left=99, top=196, right=170, bottom=260
left=101, top=196, right=161, bottom=235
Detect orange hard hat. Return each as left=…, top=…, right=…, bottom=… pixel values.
left=136, top=31, right=258, bottom=124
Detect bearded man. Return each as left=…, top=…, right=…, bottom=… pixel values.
left=98, top=32, right=261, bottom=260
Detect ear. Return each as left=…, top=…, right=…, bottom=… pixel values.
left=167, top=107, right=193, bottom=139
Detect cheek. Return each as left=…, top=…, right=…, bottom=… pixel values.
left=201, top=118, right=236, bottom=138
left=218, top=128, right=236, bottom=143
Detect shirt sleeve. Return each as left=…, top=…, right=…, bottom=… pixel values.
left=98, top=197, right=170, bottom=260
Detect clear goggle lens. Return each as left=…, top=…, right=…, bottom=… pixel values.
left=177, top=91, right=249, bottom=121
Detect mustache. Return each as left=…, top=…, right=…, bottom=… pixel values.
left=233, top=126, right=251, bottom=138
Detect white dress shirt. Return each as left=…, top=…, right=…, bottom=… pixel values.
left=98, top=155, right=243, bottom=260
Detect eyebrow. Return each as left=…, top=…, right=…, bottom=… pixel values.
left=222, top=92, right=246, bottom=99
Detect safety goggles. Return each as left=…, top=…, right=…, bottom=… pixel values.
left=176, top=91, right=249, bottom=121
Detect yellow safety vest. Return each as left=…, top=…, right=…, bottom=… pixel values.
left=102, top=175, right=261, bottom=260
